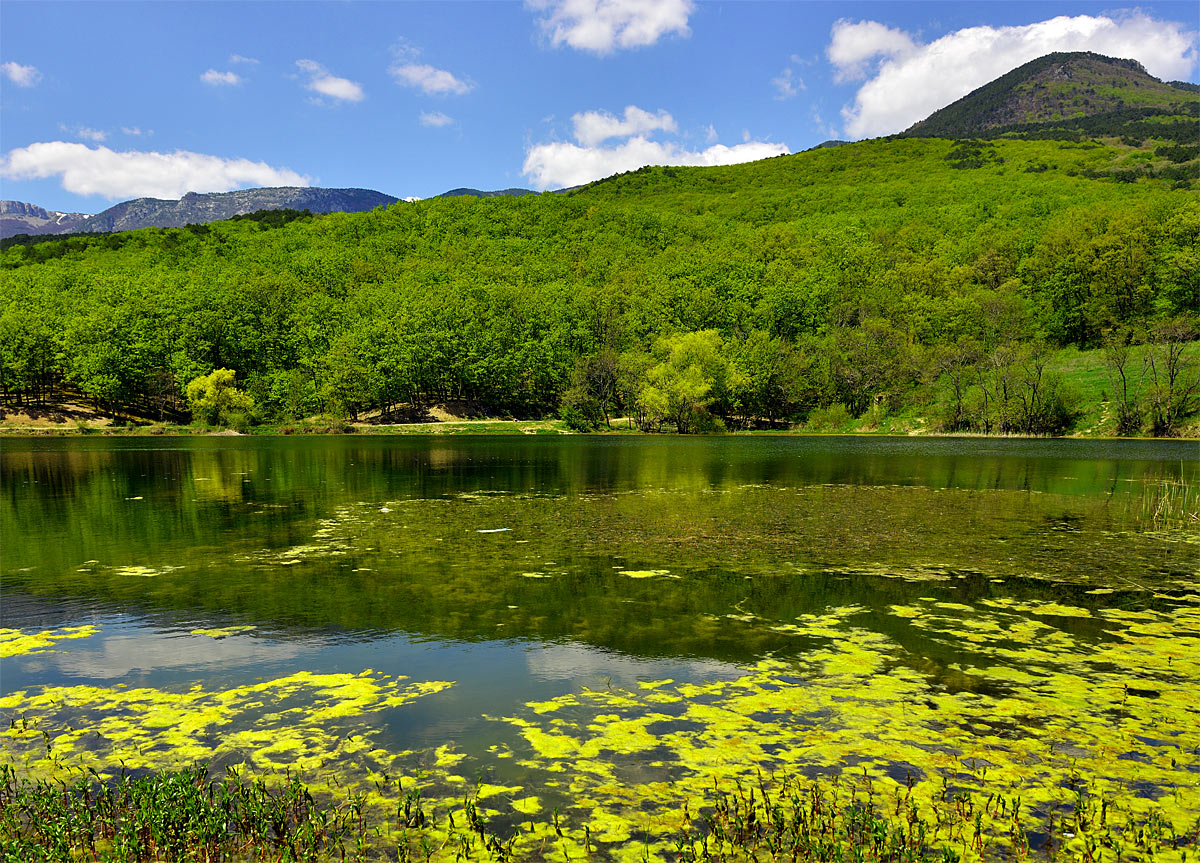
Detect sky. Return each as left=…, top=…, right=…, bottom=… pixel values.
left=1, top=0, right=1197, bottom=213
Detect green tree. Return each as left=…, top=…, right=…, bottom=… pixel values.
left=185, top=368, right=255, bottom=427
left=636, top=330, right=727, bottom=433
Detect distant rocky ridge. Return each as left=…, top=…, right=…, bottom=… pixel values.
left=0, top=187, right=398, bottom=239
left=0, top=201, right=92, bottom=238
left=437, top=187, right=536, bottom=198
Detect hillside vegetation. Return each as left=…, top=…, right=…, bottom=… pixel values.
left=1, top=135, right=1197, bottom=435
left=904, top=52, right=1199, bottom=147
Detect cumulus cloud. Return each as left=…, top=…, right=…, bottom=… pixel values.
left=390, top=63, right=473, bottom=96
left=201, top=68, right=242, bottom=86
left=2, top=61, right=41, bottom=87
left=572, top=105, right=677, bottom=147
left=529, top=0, right=694, bottom=55
left=76, top=127, right=108, bottom=142
left=772, top=67, right=804, bottom=100
left=296, top=59, right=365, bottom=103
left=828, top=21, right=917, bottom=83
left=524, top=135, right=786, bottom=190
left=229, top=54, right=259, bottom=65
left=419, top=111, right=454, bottom=127
left=832, top=13, right=1200, bottom=139
left=1, top=142, right=310, bottom=200
left=121, top=126, right=151, bottom=137
left=525, top=102, right=786, bottom=189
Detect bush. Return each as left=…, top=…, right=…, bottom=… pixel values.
left=805, top=403, right=852, bottom=431
left=560, top=404, right=597, bottom=432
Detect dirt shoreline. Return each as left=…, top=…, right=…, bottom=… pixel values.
left=1, top=403, right=1196, bottom=439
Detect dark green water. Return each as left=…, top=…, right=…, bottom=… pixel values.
left=2, top=435, right=1198, bottom=854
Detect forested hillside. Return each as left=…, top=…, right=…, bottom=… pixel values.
left=1, top=136, right=1197, bottom=435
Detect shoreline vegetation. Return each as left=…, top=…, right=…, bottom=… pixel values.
left=4, top=762, right=1196, bottom=862
left=3, top=139, right=1199, bottom=442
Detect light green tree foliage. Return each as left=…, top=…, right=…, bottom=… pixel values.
left=637, top=330, right=727, bottom=433
left=185, top=369, right=255, bottom=427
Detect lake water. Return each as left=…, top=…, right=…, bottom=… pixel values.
left=2, top=435, right=1197, bottom=856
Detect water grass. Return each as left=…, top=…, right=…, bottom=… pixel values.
left=3, top=763, right=1195, bottom=862
left=1110, top=466, right=1200, bottom=533
left=1139, top=474, right=1199, bottom=531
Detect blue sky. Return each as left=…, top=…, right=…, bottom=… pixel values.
left=2, top=1, right=1197, bottom=212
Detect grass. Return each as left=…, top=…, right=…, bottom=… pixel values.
left=3, top=763, right=1196, bottom=862
left=1129, top=471, right=1200, bottom=531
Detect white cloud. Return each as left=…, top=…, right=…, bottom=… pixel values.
left=772, top=67, right=804, bottom=100
left=121, top=126, right=151, bottom=137
left=2, top=61, right=41, bottom=87
left=390, top=63, right=473, bottom=96
left=296, top=59, right=365, bottom=103
left=529, top=0, right=694, bottom=55
left=229, top=54, right=259, bottom=65
left=58, top=123, right=108, bottom=142
left=832, top=13, right=1200, bottom=139
left=201, top=68, right=243, bottom=86
left=1, top=142, right=310, bottom=200
left=419, top=111, right=454, bottom=127
left=828, top=20, right=917, bottom=83
left=572, top=105, right=677, bottom=147
left=525, top=101, right=786, bottom=188
left=523, top=136, right=787, bottom=189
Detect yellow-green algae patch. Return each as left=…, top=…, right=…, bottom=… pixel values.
left=0, top=625, right=100, bottom=658
left=1, top=670, right=453, bottom=777
left=189, top=624, right=256, bottom=638
left=490, top=595, right=1200, bottom=861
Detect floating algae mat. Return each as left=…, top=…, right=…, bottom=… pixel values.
left=2, top=436, right=1198, bottom=860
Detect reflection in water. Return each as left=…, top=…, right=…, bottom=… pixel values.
left=1, top=436, right=1197, bottom=859
left=52, top=632, right=305, bottom=679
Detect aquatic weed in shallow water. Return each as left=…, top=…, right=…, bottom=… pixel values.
left=2, top=763, right=1195, bottom=862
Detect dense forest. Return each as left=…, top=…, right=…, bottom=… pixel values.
left=1, top=136, right=1198, bottom=435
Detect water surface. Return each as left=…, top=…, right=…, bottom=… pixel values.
left=3, top=436, right=1197, bottom=856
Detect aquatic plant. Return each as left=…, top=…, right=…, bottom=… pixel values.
left=0, top=763, right=354, bottom=861
left=3, top=761, right=1195, bottom=862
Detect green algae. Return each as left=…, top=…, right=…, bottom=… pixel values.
left=1, top=670, right=453, bottom=777
left=486, top=593, right=1200, bottom=861
left=0, top=625, right=100, bottom=658
left=189, top=624, right=256, bottom=638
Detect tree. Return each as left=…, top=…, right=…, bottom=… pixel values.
left=636, top=330, right=727, bottom=433
left=1102, top=327, right=1147, bottom=436
left=1145, top=317, right=1200, bottom=436
left=932, top=337, right=982, bottom=432
left=185, top=368, right=255, bottom=427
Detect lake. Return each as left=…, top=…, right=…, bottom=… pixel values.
left=2, top=435, right=1197, bottom=859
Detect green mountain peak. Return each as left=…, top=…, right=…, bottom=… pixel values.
left=903, top=51, right=1199, bottom=141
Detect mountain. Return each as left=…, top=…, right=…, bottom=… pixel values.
left=437, top=188, right=536, bottom=198
left=0, top=201, right=92, bottom=238
left=0, top=187, right=399, bottom=239
left=903, top=52, right=1199, bottom=142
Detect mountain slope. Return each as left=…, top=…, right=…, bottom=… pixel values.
left=0, top=201, right=91, bottom=238
left=437, top=187, right=536, bottom=198
left=0, top=187, right=399, bottom=238
left=903, top=52, right=1199, bottom=141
